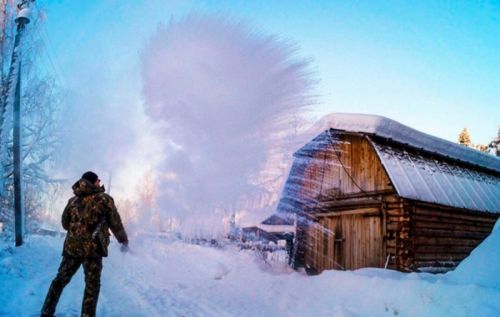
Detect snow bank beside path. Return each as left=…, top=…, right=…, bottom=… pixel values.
left=1, top=233, right=499, bottom=317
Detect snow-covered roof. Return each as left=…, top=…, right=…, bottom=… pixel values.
left=261, top=214, right=295, bottom=226
left=277, top=113, right=500, bottom=214
left=313, top=113, right=500, bottom=173
left=371, top=138, right=500, bottom=213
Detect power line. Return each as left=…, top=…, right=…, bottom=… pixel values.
left=32, top=2, right=66, bottom=88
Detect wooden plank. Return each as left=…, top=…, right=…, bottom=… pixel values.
left=351, top=136, right=360, bottom=193
left=386, top=208, right=403, bottom=216
left=413, top=202, right=500, bottom=218
left=315, top=223, right=320, bottom=270
left=412, top=221, right=492, bottom=233
left=413, top=260, right=460, bottom=268
left=387, top=215, right=404, bottom=221
left=414, top=245, right=477, bottom=254
left=332, top=145, right=341, bottom=192
left=384, top=195, right=402, bottom=203
left=326, top=217, right=332, bottom=270
left=381, top=203, right=387, bottom=266
left=413, top=215, right=496, bottom=227
left=324, top=220, right=331, bottom=270
left=317, top=198, right=381, bottom=210
left=310, top=226, right=317, bottom=269
left=414, top=237, right=482, bottom=247
left=334, top=217, right=342, bottom=269
left=370, top=216, right=375, bottom=267
left=321, top=189, right=395, bottom=201
left=340, top=136, right=350, bottom=194
left=414, top=253, right=469, bottom=261
left=413, top=228, right=490, bottom=239
left=323, top=148, right=335, bottom=200
left=360, top=139, right=369, bottom=191
left=330, top=218, right=336, bottom=269
left=343, top=215, right=351, bottom=269
left=316, top=208, right=380, bottom=218
left=307, top=224, right=316, bottom=270
left=413, top=209, right=498, bottom=223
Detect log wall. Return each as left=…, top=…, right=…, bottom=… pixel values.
left=410, top=202, right=498, bottom=271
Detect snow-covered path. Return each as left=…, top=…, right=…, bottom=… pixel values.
left=1, top=229, right=500, bottom=317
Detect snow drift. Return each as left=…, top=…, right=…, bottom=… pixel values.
left=445, top=219, right=500, bottom=289
left=1, top=228, right=499, bottom=316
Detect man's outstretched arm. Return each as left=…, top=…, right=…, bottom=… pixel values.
left=105, top=196, right=128, bottom=244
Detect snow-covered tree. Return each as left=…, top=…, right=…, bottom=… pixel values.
left=458, top=128, right=471, bottom=147
left=487, top=126, right=500, bottom=157
left=0, top=1, right=62, bottom=238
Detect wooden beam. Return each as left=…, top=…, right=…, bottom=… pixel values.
left=409, top=200, right=500, bottom=217
left=315, top=207, right=380, bottom=218
left=315, top=199, right=381, bottom=211
left=413, top=221, right=493, bottom=233
left=414, top=237, right=483, bottom=247
left=320, top=189, right=395, bottom=201
left=413, top=228, right=490, bottom=240
left=413, top=208, right=498, bottom=223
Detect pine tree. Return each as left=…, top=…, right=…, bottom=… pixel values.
left=487, top=126, right=500, bottom=157
left=458, top=128, right=471, bottom=147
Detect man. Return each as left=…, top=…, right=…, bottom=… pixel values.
left=41, top=171, right=128, bottom=317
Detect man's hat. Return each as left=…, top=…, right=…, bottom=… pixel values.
left=82, top=171, right=99, bottom=184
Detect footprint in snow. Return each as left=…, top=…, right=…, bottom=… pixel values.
left=214, top=262, right=230, bottom=280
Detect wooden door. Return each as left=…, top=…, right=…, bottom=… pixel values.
left=316, top=210, right=384, bottom=271
left=339, top=213, right=384, bottom=269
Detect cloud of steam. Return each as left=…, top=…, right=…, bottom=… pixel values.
left=140, top=14, right=315, bottom=236
left=50, top=66, right=163, bottom=229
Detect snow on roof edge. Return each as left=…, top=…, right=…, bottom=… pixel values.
left=311, top=113, right=500, bottom=173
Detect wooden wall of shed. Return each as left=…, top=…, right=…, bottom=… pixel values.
left=303, top=134, right=393, bottom=199
left=409, top=202, right=499, bottom=272
left=299, top=134, right=399, bottom=272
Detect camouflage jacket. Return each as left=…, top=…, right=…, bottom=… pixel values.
left=61, top=178, right=128, bottom=258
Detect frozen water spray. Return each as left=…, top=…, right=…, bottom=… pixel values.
left=140, top=14, right=315, bottom=238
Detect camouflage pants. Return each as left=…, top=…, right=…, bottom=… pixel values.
left=41, top=256, right=103, bottom=317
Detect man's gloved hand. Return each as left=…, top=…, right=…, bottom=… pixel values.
left=120, top=241, right=129, bottom=253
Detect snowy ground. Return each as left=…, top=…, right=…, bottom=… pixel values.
left=1, top=221, right=499, bottom=317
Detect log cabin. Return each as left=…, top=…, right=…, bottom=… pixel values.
left=277, top=113, right=500, bottom=273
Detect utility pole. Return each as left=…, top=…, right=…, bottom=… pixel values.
left=12, top=1, right=32, bottom=246
left=13, top=1, right=33, bottom=246
left=0, top=1, right=33, bottom=246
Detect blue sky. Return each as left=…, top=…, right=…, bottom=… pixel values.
left=37, top=0, right=500, bottom=145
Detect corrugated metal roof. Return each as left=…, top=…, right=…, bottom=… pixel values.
left=370, top=138, right=500, bottom=213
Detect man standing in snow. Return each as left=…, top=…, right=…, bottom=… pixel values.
left=41, top=171, right=129, bottom=317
